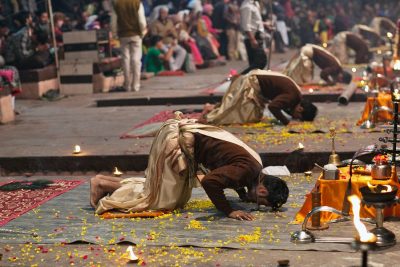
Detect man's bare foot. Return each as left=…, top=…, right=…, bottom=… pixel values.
left=90, top=177, right=101, bottom=208
left=202, top=103, right=215, bottom=114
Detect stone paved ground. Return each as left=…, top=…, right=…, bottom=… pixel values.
left=1, top=50, right=400, bottom=266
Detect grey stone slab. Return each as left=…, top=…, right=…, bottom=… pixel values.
left=0, top=174, right=388, bottom=252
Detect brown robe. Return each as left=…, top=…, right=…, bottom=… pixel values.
left=257, top=74, right=302, bottom=125
left=312, top=46, right=342, bottom=83
left=194, top=133, right=262, bottom=215
left=346, top=33, right=370, bottom=64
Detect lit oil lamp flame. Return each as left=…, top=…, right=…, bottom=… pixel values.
left=394, top=89, right=400, bottom=100
left=348, top=195, right=377, bottom=243
left=352, top=67, right=357, bottom=73
left=382, top=185, right=392, bottom=193
left=298, top=142, right=304, bottom=150
left=113, top=167, right=123, bottom=177
left=367, top=181, right=378, bottom=192
left=393, top=60, right=400, bottom=71
left=308, top=88, right=314, bottom=93
left=121, top=246, right=138, bottom=262
left=387, top=32, right=393, bottom=39
left=127, top=246, right=138, bottom=261
left=322, top=43, right=327, bottom=48
left=73, top=145, right=81, bottom=154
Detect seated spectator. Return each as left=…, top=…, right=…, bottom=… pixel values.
left=4, top=11, right=44, bottom=69
left=145, top=35, right=175, bottom=74
left=36, top=11, right=50, bottom=37
left=0, top=19, right=9, bottom=55
left=197, top=4, right=221, bottom=58
left=190, top=9, right=218, bottom=62
left=0, top=55, right=22, bottom=113
left=150, top=6, right=187, bottom=72
left=174, top=10, right=204, bottom=67
left=53, top=12, right=65, bottom=46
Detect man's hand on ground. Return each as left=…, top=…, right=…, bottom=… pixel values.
left=228, top=210, right=254, bottom=221
left=286, top=121, right=301, bottom=127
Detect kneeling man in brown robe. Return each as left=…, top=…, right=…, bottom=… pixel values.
left=90, top=118, right=289, bottom=220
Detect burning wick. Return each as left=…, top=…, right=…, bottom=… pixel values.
left=394, top=89, right=400, bottom=100
left=393, top=60, right=400, bottom=71
left=126, top=246, right=138, bottom=262
left=382, top=185, right=392, bottom=193
left=298, top=142, right=304, bottom=151
left=367, top=181, right=378, bottom=192
left=73, top=145, right=81, bottom=154
left=348, top=195, right=377, bottom=243
left=113, top=167, right=123, bottom=177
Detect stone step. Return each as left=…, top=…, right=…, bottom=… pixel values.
left=96, top=93, right=367, bottom=107
left=0, top=151, right=356, bottom=176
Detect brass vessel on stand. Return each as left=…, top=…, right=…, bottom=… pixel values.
left=328, top=127, right=341, bottom=166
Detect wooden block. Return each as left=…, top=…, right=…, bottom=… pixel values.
left=63, top=30, right=97, bottom=44
left=64, top=51, right=99, bottom=62
left=93, top=73, right=124, bottom=93
left=0, top=94, right=15, bottom=123
left=19, top=78, right=59, bottom=99
left=60, top=83, right=93, bottom=95
left=60, top=61, right=93, bottom=76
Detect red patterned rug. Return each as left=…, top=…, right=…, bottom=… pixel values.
left=0, top=180, right=84, bottom=226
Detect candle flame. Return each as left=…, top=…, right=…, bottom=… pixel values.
left=393, top=60, right=400, bottom=71
left=113, top=167, right=123, bottom=175
left=298, top=143, right=304, bottom=150
left=120, top=246, right=138, bottom=262
left=73, top=145, right=81, bottom=154
left=126, top=246, right=138, bottom=261
left=367, top=181, right=378, bottom=192
left=382, top=185, right=392, bottom=193
left=394, top=89, right=400, bottom=100
left=348, top=195, right=377, bottom=243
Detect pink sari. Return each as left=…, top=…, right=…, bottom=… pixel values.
left=187, top=39, right=204, bottom=65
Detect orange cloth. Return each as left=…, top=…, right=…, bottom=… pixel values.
left=294, top=166, right=399, bottom=223
left=357, top=92, right=394, bottom=125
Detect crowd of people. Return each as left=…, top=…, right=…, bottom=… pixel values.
left=0, top=0, right=399, bottom=93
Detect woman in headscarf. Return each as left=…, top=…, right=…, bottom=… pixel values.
left=197, top=3, right=221, bottom=58
left=174, top=10, right=204, bottom=66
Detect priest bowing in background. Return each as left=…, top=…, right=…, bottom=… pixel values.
left=90, top=117, right=289, bottom=220
left=328, top=31, right=372, bottom=65
left=204, top=69, right=317, bottom=126
left=284, top=44, right=352, bottom=86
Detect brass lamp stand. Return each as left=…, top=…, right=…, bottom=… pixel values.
left=328, top=127, right=341, bottom=166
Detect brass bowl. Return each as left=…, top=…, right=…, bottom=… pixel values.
left=371, top=164, right=391, bottom=180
